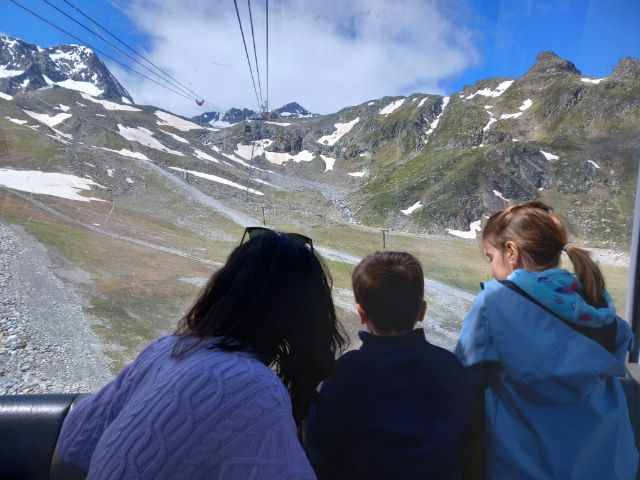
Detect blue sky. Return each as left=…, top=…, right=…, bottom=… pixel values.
left=1, top=0, right=639, bottom=115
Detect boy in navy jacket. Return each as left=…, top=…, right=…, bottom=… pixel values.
left=305, top=251, right=473, bottom=479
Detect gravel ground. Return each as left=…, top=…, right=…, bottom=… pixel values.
left=0, top=221, right=112, bottom=395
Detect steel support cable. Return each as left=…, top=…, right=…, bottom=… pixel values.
left=247, top=0, right=263, bottom=107
left=60, top=0, right=221, bottom=112
left=40, top=0, right=201, bottom=104
left=266, top=0, right=269, bottom=113
left=8, top=0, right=198, bottom=103
left=233, top=0, right=262, bottom=111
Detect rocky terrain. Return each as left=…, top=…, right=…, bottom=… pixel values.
left=0, top=221, right=111, bottom=394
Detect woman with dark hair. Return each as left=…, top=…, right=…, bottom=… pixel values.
left=57, top=229, right=346, bottom=479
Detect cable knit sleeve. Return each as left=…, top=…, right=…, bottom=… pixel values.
left=56, top=337, right=163, bottom=472
left=59, top=336, right=316, bottom=479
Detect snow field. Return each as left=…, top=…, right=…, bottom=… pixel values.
left=540, top=150, right=559, bottom=161
left=316, top=117, right=360, bottom=146
left=0, top=168, right=105, bottom=202
left=447, top=220, right=482, bottom=239
left=210, top=145, right=252, bottom=168
left=347, top=171, right=366, bottom=177
left=493, top=190, right=508, bottom=201
left=168, top=167, right=263, bottom=196
left=0, top=92, right=13, bottom=101
left=264, top=121, right=291, bottom=126
left=463, top=80, right=514, bottom=100
left=425, top=97, right=450, bottom=136
left=500, top=112, right=523, bottom=120
left=116, top=124, right=184, bottom=156
left=154, top=111, right=205, bottom=131
left=319, top=155, right=336, bottom=172
left=4, top=117, right=27, bottom=125
left=379, top=98, right=405, bottom=115
left=581, top=77, right=606, bottom=85
left=0, top=66, right=24, bottom=78
left=193, top=149, right=220, bottom=164
left=158, top=129, right=189, bottom=144
left=22, top=110, right=71, bottom=128
left=98, top=147, right=150, bottom=161
left=79, top=92, right=140, bottom=112
left=401, top=201, right=423, bottom=215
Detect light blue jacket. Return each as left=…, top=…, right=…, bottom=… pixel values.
left=455, top=279, right=639, bottom=479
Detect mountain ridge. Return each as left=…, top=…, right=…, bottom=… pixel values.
left=0, top=35, right=132, bottom=103
left=1, top=34, right=638, bottom=247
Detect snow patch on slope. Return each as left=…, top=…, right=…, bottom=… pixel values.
left=447, top=220, right=482, bottom=239
left=155, top=111, right=206, bottom=131
left=168, top=167, right=263, bottom=195
left=98, top=147, right=150, bottom=161
left=80, top=92, right=140, bottom=111
left=425, top=97, right=450, bottom=137
left=540, top=150, right=559, bottom=161
left=193, top=149, right=220, bottom=163
left=401, top=201, right=422, bottom=215
left=22, top=110, right=71, bottom=128
left=116, top=124, right=184, bottom=156
left=379, top=98, right=405, bottom=115
left=0, top=168, right=105, bottom=202
left=463, top=80, right=513, bottom=100
left=317, top=117, right=360, bottom=146
left=158, top=129, right=189, bottom=144
left=581, top=77, right=606, bottom=85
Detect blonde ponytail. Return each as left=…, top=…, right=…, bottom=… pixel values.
left=563, top=244, right=606, bottom=308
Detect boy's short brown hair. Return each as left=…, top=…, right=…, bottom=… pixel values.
left=352, top=251, right=424, bottom=333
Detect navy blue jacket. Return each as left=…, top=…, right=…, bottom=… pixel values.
left=305, top=328, right=473, bottom=480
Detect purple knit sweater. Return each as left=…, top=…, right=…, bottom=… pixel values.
left=57, top=335, right=315, bottom=479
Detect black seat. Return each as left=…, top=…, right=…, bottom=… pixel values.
left=0, top=393, right=86, bottom=480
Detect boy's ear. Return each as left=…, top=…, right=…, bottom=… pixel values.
left=355, top=303, right=368, bottom=326
left=418, top=300, right=427, bottom=322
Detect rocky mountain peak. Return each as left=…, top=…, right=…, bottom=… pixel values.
left=526, top=51, right=581, bottom=77
left=611, top=57, right=640, bottom=82
left=0, top=35, right=133, bottom=103
left=273, top=102, right=311, bottom=117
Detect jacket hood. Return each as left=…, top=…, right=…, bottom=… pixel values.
left=508, top=268, right=615, bottom=327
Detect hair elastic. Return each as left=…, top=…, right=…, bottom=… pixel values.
left=562, top=243, right=571, bottom=252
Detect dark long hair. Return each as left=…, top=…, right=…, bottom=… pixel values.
left=174, top=231, right=347, bottom=425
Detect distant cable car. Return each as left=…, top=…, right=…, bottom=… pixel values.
left=244, top=124, right=252, bottom=133
left=196, top=99, right=204, bottom=106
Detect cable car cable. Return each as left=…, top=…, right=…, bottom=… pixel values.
left=8, top=0, right=201, bottom=103
left=40, top=0, right=203, bottom=105
left=233, top=0, right=262, bottom=111
left=247, top=0, right=263, bottom=107
left=266, top=0, right=269, bottom=114
left=60, top=0, right=221, bottom=112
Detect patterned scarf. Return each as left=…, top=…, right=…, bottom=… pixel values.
left=508, top=268, right=616, bottom=327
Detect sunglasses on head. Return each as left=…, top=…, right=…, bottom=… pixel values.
left=240, top=226, right=314, bottom=252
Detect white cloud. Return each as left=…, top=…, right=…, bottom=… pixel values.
left=111, top=0, right=479, bottom=116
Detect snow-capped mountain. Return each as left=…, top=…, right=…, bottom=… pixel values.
left=272, top=102, right=312, bottom=117
left=192, top=102, right=314, bottom=127
left=0, top=35, right=132, bottom=103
